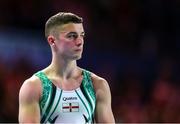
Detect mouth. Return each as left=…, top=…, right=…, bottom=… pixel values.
left=74, top=48, right=82, bottom=52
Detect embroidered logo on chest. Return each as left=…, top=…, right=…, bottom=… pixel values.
left=62, top=102, right=79, bottom=112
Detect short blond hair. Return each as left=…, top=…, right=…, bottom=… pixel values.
left=45, top=12, right=83, bottom=38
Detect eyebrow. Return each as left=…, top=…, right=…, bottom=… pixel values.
left=62, top=31, right=85, bottom=35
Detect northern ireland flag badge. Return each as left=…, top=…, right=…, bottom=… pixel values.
left=62, top=102, right=79, bottom=112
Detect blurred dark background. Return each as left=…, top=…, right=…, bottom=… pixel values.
left=0, top=0, right=180, bottom=122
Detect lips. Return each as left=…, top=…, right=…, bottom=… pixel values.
left=74, top=48, right=82, bottom=52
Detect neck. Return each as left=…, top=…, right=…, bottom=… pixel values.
left=49, top=54, right=79, bottom=79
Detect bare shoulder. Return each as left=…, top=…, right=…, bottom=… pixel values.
left=19, top=75, right=42, bottom=103
left=90, top=72, right=109, bottom=88
left=89, top=72, right=111, bottom=98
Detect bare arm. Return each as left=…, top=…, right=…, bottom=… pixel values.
left=93, top=76, right=115, bottom=123
left=19, top=78, right=41, bottom=123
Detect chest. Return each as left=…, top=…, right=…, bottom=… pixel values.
left=40, top=87, right=96, bottom=123
left=51, top=76, right=83, bottom=91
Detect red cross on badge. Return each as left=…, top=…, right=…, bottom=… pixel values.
left=62, top=102, right=79, bottom=112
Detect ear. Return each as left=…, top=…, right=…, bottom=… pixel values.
left=47, top=35, right=55, bottom=45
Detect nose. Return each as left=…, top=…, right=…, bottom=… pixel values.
left=75, top=37, right=83, bottom=46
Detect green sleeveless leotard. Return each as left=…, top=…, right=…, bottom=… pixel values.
left=35, top=69, right=96, bottom=124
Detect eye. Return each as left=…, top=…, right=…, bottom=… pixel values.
left=67, top=33, right=78, bottom=40
left=80, top=34, right=85, bottom=38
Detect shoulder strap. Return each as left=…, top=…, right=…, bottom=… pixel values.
left=82, top=69, right=96, bottom=101
left=34, top=71, right=52, bottom=110
left=81, top=69, right=96, bottom=122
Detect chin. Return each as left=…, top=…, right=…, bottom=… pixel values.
left=75, top=56, right=82, bottom=60
left=71, top=55, right=82, bottom=60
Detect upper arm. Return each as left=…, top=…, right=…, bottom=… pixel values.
left=19, top=78, right=41, bottom=123
left=92, top=76, right=115, bottom=123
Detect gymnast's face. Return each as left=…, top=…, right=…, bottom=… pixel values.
left=54, top=23, right=85, bottom=60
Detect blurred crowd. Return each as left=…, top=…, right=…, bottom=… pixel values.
left=0, top=56, right=35, bottom=122
left=112, top=57, right=180, bottom=122
left=0, top=0, right=180, bottom=123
